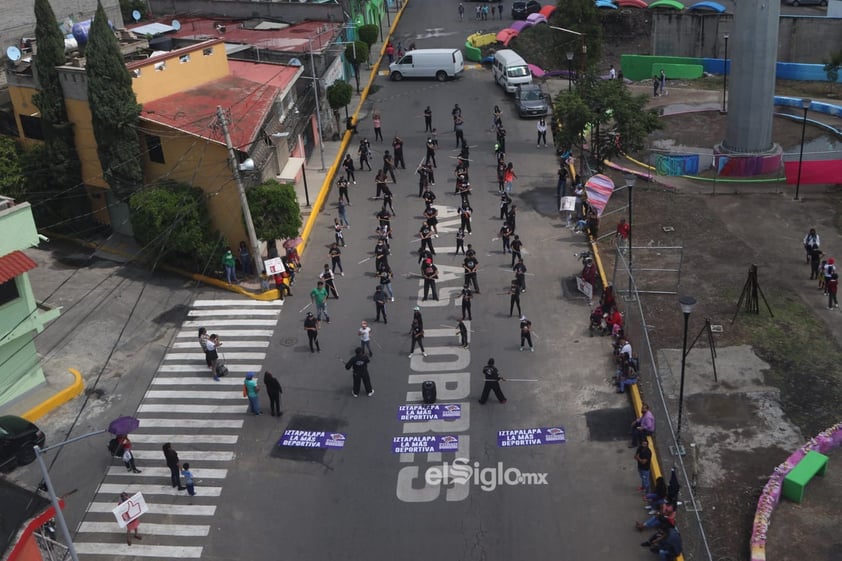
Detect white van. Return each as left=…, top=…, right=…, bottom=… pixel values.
left=492, top=49, right=532, bottom=93
left=389, top=49, right=464, bottom=82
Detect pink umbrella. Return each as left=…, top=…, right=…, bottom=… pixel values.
left=528, top=63, right=546, bottom=78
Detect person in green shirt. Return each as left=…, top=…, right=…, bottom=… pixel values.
left=310, top=281, right=330, bottom=323
left=221, top=248, right=238, bottom=284
left=244, top=372, right=261, bottom=415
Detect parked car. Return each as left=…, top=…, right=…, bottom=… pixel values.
left=389, top=48, right=465, bottom=82
left=784, top=0, right=826, bottom=5
left=0, top=415, right=46, bottom=471
left=515, top=84, right=549, bottom=117
left=512, top=0, right=541, bottom=19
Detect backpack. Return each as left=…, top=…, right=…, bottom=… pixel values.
left=107, top=438, right=125, bottom=457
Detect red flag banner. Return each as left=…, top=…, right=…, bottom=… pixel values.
left=784, top=160, right=842, bottom=185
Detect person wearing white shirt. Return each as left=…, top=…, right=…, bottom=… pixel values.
left=609, top=65, right=616, bottom=80
left=536, top=118, right=548, bottom=148
left=358, top=321, right=373, bottom=357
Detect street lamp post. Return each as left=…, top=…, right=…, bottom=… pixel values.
left=721, top=33, right=729, bottom=114
left=794, top=98, right=811, bottom=201
left=565, top=51, right=574, bottom=91
left=307, top=37, right=327, bottom=172
left=625, top=174, right=636, bottom=300
left=676, top=295, right=697, bottom=445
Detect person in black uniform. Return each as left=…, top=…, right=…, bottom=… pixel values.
left=459, top=203, right=473, bottom=234
left=419, top=222, right=435, bottom=257
left=509, top=277, right=522, bottom=317
left=377, top=206, right=392, bottom=229
left=510, top=235, right=523, bottom=267
left=304, top=312, right=320, bottom=353
left=461, top=285, right=473, bottom=320
left=338, top=176, right=350, bottom=204
left=382, top=182, right=395, bottom=214
left=463, top=253, right=479, bottom=293
left=507, top=205, right=518, bottom=233
left=417, top=164, right=430, bottom=197
left=418, top=248, right=434, bottom=265
left=425, top=137, right=437, bottom=167
left=457, top=319, right=469, bottom=348
left=375, top=169, right=388, bottom=199
left=374, top=238, right=390, bottom=272
left=329, top=243, right=343, bottom=275
left=383, top=150, right=397, bottom=183
left=374, top=285, right=388, bottom=323
left=378, top=262, right=394, bottom=301
left=500, top=223, right=512, bottom=254
left=424, top=106, right=432, bottom=132
left=345, top=347, right=374, bottom=397
left=520, top=316, right=534, bottom=352
left=455, top=227, right=466, bottom=255
left=422, top=186, right=436, bottom=206
left=422, top=260, right=439, bottom=301
left=500, top=191, right=512, bottom=220
left=513, top=258, right=527, bottom=293
left=423, top=204, right=439, bottom=236
left=392, top=136, right=406, bottom=169
left=358, top=138, right=372, bottom=171
left=319, top=264, right=339, bottom=298
left=343, top=154, right=356, bottom=184
left=478, top=358, right=507, bottom=404
left=409, top=319, right=427, bottom=357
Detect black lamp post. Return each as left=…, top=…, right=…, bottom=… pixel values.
left=676, top=295, right=697, bottom=444
left=566, top=51, right=574, bottom=92
left=624, top=174, right=636, bottom=299
left=794, top=98, right=811, bottom=201
left=721, top=33, right=729, bottom=114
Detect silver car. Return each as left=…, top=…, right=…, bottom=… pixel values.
left=515, top=84, right=549, bottom=118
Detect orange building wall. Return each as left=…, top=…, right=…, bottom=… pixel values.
left=8, top=85, right=43, bottom=150
left=130, top=42, right=230, bottom=105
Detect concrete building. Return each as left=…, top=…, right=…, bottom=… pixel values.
left=0, top=197, right=60, bottom=409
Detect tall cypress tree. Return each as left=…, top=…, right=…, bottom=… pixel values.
left=32, top=0, right=82, bottom=192
left=85, top=1, right=143, bottom=199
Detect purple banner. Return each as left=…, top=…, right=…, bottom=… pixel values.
left=498, top=427, right=566, bottom=447
left=392, top=435, right=459, bottom=454
left=279, top=430, right=346, bottom=449
left=398, top=404, right=462, bottom=421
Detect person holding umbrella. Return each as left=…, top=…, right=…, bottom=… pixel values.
left=163, top=443, right=186, bottom=490
left=116, top=434, right=141, bottom=473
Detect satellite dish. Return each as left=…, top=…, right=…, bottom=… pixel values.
left=289, top=58, right=303, bottom=67
left=172, top=19, right=181, bottom=30
left=132, top=9, right=141, bottom=21
left=6, top=46, right=21, bottom=62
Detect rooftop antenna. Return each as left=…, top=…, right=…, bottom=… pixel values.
left=171, top=19, right=181, bottom=30
left=131, top=9, right=141, bottom=22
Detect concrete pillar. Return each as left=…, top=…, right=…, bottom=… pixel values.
left=721, top=0, right=780, bottom=154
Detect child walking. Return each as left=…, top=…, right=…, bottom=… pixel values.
left=182, top=463, right=196, bottom=496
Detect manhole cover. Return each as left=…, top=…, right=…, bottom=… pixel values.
left=585, top=408, right=631, bottom=442
left=272, top=414, right=345, bottom=463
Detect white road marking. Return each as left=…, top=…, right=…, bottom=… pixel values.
left=77, top=522, right=211, bottom=536
left=97, top=483, right=223, bottom=496
left=159, top=364, right=263, bottom=373
left=188, top=309, right=281, bottom=317
left=176, top=329, right=275, bottom=338
left=183, top=319, right=278, bottom=327
left=151, top=377, right=243, bottom=386
left=133, top=418, right=244, bottom=428
left=193, top=299, right=282, bottom=307
left=74, top=543, right=203, bottom=557
left=132, top=450, right=236, bottom=461
left=144, top=390, right=245, bottom=400
left=138, top=404, right=248, bottom=414
left=163, top=352, right=267, bottom=361
left=107, top=467, right=228, bottom=478
left=130, top=434, right=239, bottom=444
left=172, top=340, right=269, bottom=349
left=88, top=502, right=217, bottom=515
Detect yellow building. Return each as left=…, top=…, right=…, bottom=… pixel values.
left=6, top=37, right=302, bottom=247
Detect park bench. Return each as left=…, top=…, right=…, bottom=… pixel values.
left=782, top=450, right=829, bottom=503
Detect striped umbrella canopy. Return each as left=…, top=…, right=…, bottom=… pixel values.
left=584, top=174, right=616, bottom=216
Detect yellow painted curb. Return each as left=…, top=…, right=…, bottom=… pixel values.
left=23, top=368, right=84, bottom=422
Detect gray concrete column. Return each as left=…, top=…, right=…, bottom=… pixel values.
left=721, top=0, right=781, bottom=154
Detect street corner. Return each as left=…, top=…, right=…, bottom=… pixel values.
left=21, top=368, right=84, bottom=422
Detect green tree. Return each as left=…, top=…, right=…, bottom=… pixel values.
left=327, top=79, right=354, bottom=134
left=247, top=180, right=302, bottom=241
left=357, top=24, right=378, bottom=63
left=86, top=1, right=143, bottom=200
left=129, top=181, right=220, bottom=270
left=0, top=137, right=26, bottom=201
left=32, top=0, right=82, bottom=193
left=823, top=49, right=842, bottom=96
left=345, top=41, right=369, bottom=93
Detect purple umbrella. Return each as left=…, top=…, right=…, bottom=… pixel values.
left=108, top=416, right=140, bottom=435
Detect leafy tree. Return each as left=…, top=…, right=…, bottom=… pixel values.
left=0, top=137, right=26, bottom=200
left=86, top=1, right=143, bottom=200
left=247, top=180, right=302, bottom=241
left=553, top=74, right=660, bottom=169
left=823, top=49, right=842, bottom=96
left=32, top=0, right=82, bottom=192
left=345, top=41, right=369, bottom=93
left=357, top=24, right=378, bottom=63
left=327, top=80, right=354, bottom=133
left=129, top=181, right=220, bottom=270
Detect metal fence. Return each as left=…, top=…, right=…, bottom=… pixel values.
left=608, top=239, right=714, bottom=561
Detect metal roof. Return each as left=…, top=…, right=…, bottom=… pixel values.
left=0, top=250, right=37, bottom=284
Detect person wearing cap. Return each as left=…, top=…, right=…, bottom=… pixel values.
left=520, top=316, right=534, bottom=352
left=304, top=312, right=320, bottom=353
left=413, top=307, right=424, bottom=330
left=345, top=347, right=374, bottom=397
left=118, top=492, right=142, bottom=545
left=244, top=372, right=261, bottom=415
left=478, top=358, right=507, bottom=404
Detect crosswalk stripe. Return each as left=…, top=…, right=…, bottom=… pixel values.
left=138, top=404, right=247, bottom=414
left=88, top=502, right=217, bottom=516
left=151, top=377, right=244, bottom=386
left=144, top=390, right=245, bottom=401
left=163, top=352, right=267, bottom=361
left=159, top=364, right=263, bottom=373
left=192, top=299, right=282, bottom=307
left=134, top=419, right=244, bottom=428
left=77, top=522, right=211, bottom=536
left=131, top=450, right=236, bottom=461
left=74, top=543, right=203, bottom=557
left=97, top=483, right=223, bottom=496
left=172, top=340, right=270, bottom=349
left=183, top=319, right=278, bottom=327
left=132, top=447, right=235, bottom=462
left=176, top=329, right=275, bottom=338
left=107, top=467, right=228, bottom=478
left=188, top=309, right=281, bottom=317
left=130, top=434, right=238, bottom=444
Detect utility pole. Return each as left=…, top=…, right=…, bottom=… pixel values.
left=217, top=105, right=262, bottom=276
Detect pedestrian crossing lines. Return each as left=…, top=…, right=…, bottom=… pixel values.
left=73, top=298, right=282, bottom=559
